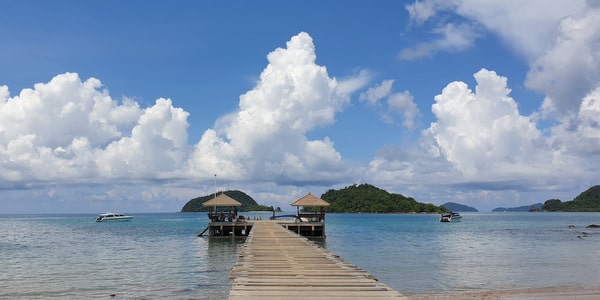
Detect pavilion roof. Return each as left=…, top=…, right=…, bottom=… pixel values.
left=202, top=193, right=242, bottom=207
left=291, top=192, right=330, bottom=207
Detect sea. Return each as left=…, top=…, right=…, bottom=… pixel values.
left=1, top=212, right=599, bottom=299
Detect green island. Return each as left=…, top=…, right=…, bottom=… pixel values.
left=181, top=183, right=448, bottom=214
left=181, top=184, right=600, bottom=213
left=318, top=184, right=446, bottom=213
left=541, top=185, right=600, bottom=212
left=181, top=190, right=273, bottom=212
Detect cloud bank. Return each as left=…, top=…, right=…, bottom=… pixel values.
left=1, top=19, right=599, bottom=212
left=0, top=32, right=368, bottom=208
left=369, top=68, right=600, bottom=208
left=359, top=80, right=419, bottom=128
left=0, top=73, right=189, bottom=186
left=403, top=0, right=599, bottom=121
left=388, top=1, right=600, bottom=208
left=186, top=32, right=366, bottom=183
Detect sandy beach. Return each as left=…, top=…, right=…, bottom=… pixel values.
left=407, top=287, right=600, bottom=300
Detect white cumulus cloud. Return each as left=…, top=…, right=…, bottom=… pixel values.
left=368, top=68, right=599, bottom=202
left=549, top=87, right=600, bottom=162
left=0, top=31, right=372, bottom=212
left=399, top=22, right=480, bottom=60
left=0, top=73, right=190, bottom=186
left=405, top=0, right=586, bottom=58
left=186, top=32, right=364, bottom=183
left=360, top=80, right=420, bottom=128
left=526, top=7, right=600, bottom=118
left=97, top=98, right=190, bottom=179
left=404, top=0, right=597, bottom=119
left=426, top=69, right=547, bottom=178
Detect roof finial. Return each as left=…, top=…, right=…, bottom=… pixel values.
left=214, top=174, right=217, bottom=198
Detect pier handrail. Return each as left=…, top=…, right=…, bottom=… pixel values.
left=208, top=211, right=237, bottom=222
left=297, top=212, right=324, bottom=222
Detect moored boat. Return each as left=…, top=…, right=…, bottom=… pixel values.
left=95, top=212, right=134, bottom=222
left=440, top=212, right=462, bottom=222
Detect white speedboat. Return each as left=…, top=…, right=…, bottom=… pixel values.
left=440, top=212, right=462, bottom=222
left=95, top=212, right=133, bottom=222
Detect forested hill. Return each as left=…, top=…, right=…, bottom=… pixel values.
left=181, top=190, right=273, bottom=212
left=542, top=185, right=600, bottom=212
left=442, top=202, right=479, bottom=212
left=320, top=184, right=447, bottom=213
left=492, top=203, right=542, bottom=212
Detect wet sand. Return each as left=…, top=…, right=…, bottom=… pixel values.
left=406, top=287, right=600, bottom=300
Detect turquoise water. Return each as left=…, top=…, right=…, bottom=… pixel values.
left=325, top=213, right=600, bottom=294
left=1, top=212, right=599, bottom=299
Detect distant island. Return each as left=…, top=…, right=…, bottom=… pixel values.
left=493, top=203, right=543, bottom=212
left=181, top=183, right=447, bottom=214
left=442, top=202, right=478, bottom=212
left=181, top=184, right=600, bottom=214
left=181, top=190, right=273, bottom=212
left=492, top=186, right=600, bottom=212
left=319, top=184, right=447, bottom=213
left=541, top=185, right=600, bottom=212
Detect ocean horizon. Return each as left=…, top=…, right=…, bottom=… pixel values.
left=1, top=211, right=599, bottom=299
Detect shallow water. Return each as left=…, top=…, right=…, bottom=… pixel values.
left=325, top=212, right=600, bottom=294
left=0, top=213, right=241, bottom=299
left=0, top=212, right=598, bottom=299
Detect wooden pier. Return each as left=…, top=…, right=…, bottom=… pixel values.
left=198, top=221, right=252, bottom=237
left=228, top=221, right=408, bottom=300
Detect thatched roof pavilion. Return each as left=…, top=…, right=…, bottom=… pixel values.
left=291, top=193, right=329, bottom=222
left=291, top=192, right=330, bottom=207
left=203, top=193, right=241, bottom=222
left=202, top=193, right=242, bottom=207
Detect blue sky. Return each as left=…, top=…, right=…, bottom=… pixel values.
left=1, top=0, right=599, bottom=213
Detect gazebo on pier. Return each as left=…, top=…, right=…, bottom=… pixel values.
left=280, top=192, right=330, bottom=238
left=291, top=192, right=330, bottom=222
left=203, top=192, right=241, bottom=222
left=198, top=192, right=250, bottom=237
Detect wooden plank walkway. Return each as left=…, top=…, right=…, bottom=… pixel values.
left=229, top=221, right=408, bottom=300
